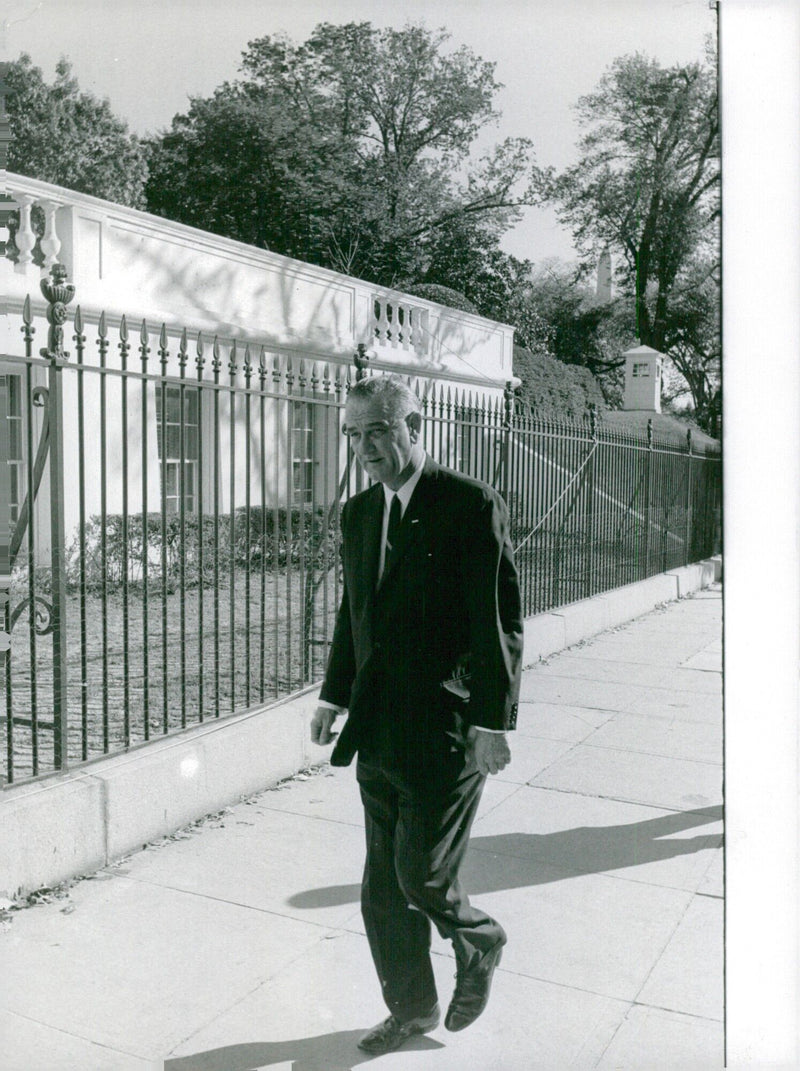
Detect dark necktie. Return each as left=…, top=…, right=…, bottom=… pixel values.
left=384, top=493, right=402, bottom=575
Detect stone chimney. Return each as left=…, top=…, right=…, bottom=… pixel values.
left=622, top=344, right=663, bottom=412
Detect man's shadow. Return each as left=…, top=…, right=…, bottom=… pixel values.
left=164, top=1029, right=443, bottom=1070
left=287, top=805, right=723, bottom=909
left=165, top=807, right=721, bottom=1070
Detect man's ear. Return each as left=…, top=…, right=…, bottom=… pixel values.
left=407, top=410, right=423, bottom=441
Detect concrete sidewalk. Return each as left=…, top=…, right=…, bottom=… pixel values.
left=1, top=586, right=723, bottom=1070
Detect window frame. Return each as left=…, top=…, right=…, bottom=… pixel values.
left=155, top=383, right=200, bottom=515
left=1, top=373, right=24, bottom=534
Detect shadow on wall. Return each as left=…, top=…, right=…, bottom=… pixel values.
left=286, top=805, right=723, bottom=910
left=110, top=222, right=494, bottom=378
left=113, top=225, right=355, bottom=355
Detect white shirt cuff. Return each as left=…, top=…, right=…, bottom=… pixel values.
left=317, top=700, right=346, bottom=715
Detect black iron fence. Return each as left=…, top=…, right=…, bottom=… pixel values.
left=1, top=267, right=721, bottom=786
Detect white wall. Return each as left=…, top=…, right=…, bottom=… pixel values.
left=2, top=173, right=514, bottom=391
left=1, top=173, right=516, bottom=562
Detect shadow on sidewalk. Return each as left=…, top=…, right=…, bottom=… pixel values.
left=164, top=1029, right=443, bottom=1070
left=288, top=805, right=723, bottom=909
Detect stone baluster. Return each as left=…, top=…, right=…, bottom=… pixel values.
left=14, top=192, right=36, bottom=271
left=374, top=298, right=388, bottom=343
left=416, top=307, right=429, bottom=354
left=39, top=200, right=62, bottom=268
left=405, top=305, right=415, bottom=350
left=398, top=303, right=410, bottom=350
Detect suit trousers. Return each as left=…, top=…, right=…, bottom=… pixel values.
left=356, top=745, right=507, bottom=1022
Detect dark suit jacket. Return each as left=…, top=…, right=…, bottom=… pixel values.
left=320, top=456, right=523, bottom=770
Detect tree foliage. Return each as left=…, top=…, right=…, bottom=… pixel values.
left=401, top=283, right=480, bottom=315
left=518, top=262, right=641, bottom=406
left=541, top=50, right=719, bottom=351
left=4, top=55, right=148, bottom=208
left=413, top=216, right=519, bottom=317
left=537, top=48, right=719, bottom=427
left=660, top=252, right=720, bottom=424
left=145, top=82, right=349, bottom=261
left=145, top=22, right=536, bottom=286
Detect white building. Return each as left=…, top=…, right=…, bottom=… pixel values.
left=1, top=173, right=515, bottom=560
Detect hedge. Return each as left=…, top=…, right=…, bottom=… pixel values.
left=57, top=508, right=340, bottom=593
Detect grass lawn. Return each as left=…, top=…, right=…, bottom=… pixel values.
left=2, top=567, right=339, bottom=784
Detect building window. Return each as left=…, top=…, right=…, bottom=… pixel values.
left=291, top=401, right=314, bottom=505
left=1, top=374, right=24, bottom=535
left=155, top=385, right=199, bottom=514
left=632, top=362, right=650, bottom=377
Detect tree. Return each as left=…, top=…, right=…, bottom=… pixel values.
left=411, top=215, right=533, bottom=324
left=519, top=261, right=638, bottom=406
left=145, top=23, right=537, bottom=285
left=538, top=48, right=719, bottom=423
left=660, top=252, right=720, bottom=425
left=145, top=83, right=355, bottom=263
left=4, top=54, right=148, bottom=207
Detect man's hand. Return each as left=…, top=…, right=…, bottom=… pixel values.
left=467, top=727, right=511, bottom=776
left=310, top=706, right=339, bottom=746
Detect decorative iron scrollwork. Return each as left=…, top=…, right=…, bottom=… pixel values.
left=353, top=342, right=371, bottom=381
left=6, top=263, right=77, bottom=637
left=10, top=594, right=53, bottom=635
left=39, top=262, right=75, bottom=362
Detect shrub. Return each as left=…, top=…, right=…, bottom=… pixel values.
left=513, top=345, right=606, bottom=421
left=400, top=284, right=481, bottom=315
left=64, top=508, right=340, bottom=593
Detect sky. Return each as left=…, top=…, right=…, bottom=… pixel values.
left=1, top=0, right=715, bottom=264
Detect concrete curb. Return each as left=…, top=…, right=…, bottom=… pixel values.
left=0, top=556, right=721, bottom=898
left=523, top=557, right=722, bottom=664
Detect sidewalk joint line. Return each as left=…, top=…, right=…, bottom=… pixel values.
left=568, top=742, right=723, bottom=768
left=528, top=669, right=722, bottom=701
left=1, top=1008, right=148, bottom=1062
left=519, top=783, right=722, bottom=816
left=106, top=875, right=361, bottom=933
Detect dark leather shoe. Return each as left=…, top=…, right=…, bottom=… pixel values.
left=357, top=1005, right=441, bottom=1055
left=445, top=941, right=505, bottom=1032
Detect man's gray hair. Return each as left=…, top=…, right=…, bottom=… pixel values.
left=347, top=375, right=421, bottom=417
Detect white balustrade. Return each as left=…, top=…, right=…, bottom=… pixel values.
left=0, top=187, right=66, bottom=277
left=372, top=296, right=428, bottom=356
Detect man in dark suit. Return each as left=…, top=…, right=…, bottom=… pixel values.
left=311, top=375, right=523, bottom=1056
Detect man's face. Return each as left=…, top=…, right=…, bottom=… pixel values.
left=343, top=394, right=421, bottom=489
